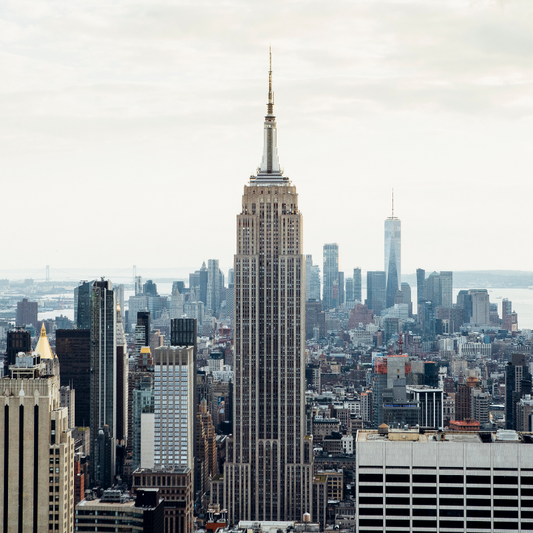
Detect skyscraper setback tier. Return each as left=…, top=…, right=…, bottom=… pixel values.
left=222, top=54, right=313, bottom=524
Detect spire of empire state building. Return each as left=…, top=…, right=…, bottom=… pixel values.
left=258, top=48, right=282, bottom=176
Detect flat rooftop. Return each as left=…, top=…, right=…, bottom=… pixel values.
left=357, top=429, right=533, bottom=444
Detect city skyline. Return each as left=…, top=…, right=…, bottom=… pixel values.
left=2, top=2, right=533, bottom=273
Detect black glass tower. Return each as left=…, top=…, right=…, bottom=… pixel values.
left=6, top=328, right=31, bottom=366
left=56, top=329, right=91, bottom=427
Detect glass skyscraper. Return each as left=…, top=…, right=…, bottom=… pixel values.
left=89, top=279, right=116, bottom=489
left=384, top=200, right=401, bottom=308
left=323, top=243, right=340, bottom=310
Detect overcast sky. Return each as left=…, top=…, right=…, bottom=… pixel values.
left=1, top=0, right=532, bottom=279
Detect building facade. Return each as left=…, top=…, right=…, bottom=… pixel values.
left=323, top=244, right=340, bottom=311
left=56, top=329, right=91, bottom=428
left=223, top=57, right=313, bottom=524
left=0, top=346, right=74, bottom=533
left=366, top=271, right=386, bottom=316
left=356, top=428, right=533, bottom=532
left=353, top=267, right=362, bottom=303
left=154, top=346, right=194, bottom=468
left=16, top=298, right=38, bottom=327
left=89, top=279, right=117, bottom=489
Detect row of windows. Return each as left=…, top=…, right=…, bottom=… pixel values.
left=359, top=495, right=533, bottom=507
left=360, top=508, right=533, bottom=518
left=360, top=485, right=530, bottom=496
left=359, top=473, right=533, bottom=484
left=359, top=519, right=532, bottom=529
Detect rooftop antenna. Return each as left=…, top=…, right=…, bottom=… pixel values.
left=392, top=188, right=394, bottom=218
left=267, top=46, right=274, bottom=115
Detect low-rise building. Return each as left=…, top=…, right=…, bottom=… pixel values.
left=76, top=489, right=164, bottom=533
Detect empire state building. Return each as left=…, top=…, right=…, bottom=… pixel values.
left=223, top=54, right=314, bottom=524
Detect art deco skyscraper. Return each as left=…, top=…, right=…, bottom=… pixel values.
left=385, top=192, right=401, bottom=308
left=0, top=329, right=74, bottom=533
left=223, top=53, right=313, bottom=524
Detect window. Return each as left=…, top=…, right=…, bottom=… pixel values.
left=440, top=475, right=463, bottom=484
left=413, top=474, right=436, bottom=483
left=386, top=474, right=409, bottom=483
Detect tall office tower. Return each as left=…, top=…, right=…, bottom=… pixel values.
left=440, top=271, right=453, bottom=308
left=218, top=269, right=226, bottom=307
left=305, top=255, right=313, bottom=299
left=323, top=243, right=339, bottom=310
left=345, top=277, right=354, bottom=306
left=505, top=353, right=532, bottom=430
left=171, top=317, right=198, bottom=480
left=171, top=317, right=197, bottom=351
left=74, top=280, right=93, bottom=330
left=456, top=289, right=473, bottom=325
left=143, top=280, right=158, bottom=297
left=425, top=271, right=441, bottom=307
left=206, top=259, right=221, bottom=316
left=384, top=196, right=401, bottom=308
left=305, top=256, right=321, bottom=302
left=56, top=329, right=91, bottom=428
left=338, top=271, right=345, bottom=306
left=153, top=346, right=194, bottom=468
left=455, top=383, right=472, bottom=421
left=416, top=268, right=425, bottom=320
left=502, top=298, right=512, bottom=330
left=0, top=339, right=74, bottom=533
left=89, top=280, right=117, bottom=489
left=172, top=281, right=185, bottom=295
left=199, top=262, right=208, bottom=305
left=127, top=294, right=147, bottom=332
left=469, top=289, right=490, bottom=326
left=16, top=298, right=38, bottom=327
left=401, top=282, right=412, bottom=317
left=169, top=288, right=184, bottom=319
left=116, top=304, right=128, bottom=446
left=223, top=57, right=313, bottom=524
left=353, top=267, right=362, bottom=303
left=196, top=399, right=218, bottom=497
left=6, top=327, right=31, bottom=366
left=135, top=275, right=143, bottom=295
left=502, top=298, right=518, bottom=331
left=131, top=346, right=155, bottom=472
left=189, top=270, right=200, bottom=291
left=366, top=271, right=386, bottom=315
left=137, top=311, right=151, bottom=347
left=115, top=284, right=125, bottom=321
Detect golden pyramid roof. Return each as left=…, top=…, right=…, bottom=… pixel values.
left=34, top=324, right=54, bottom=359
